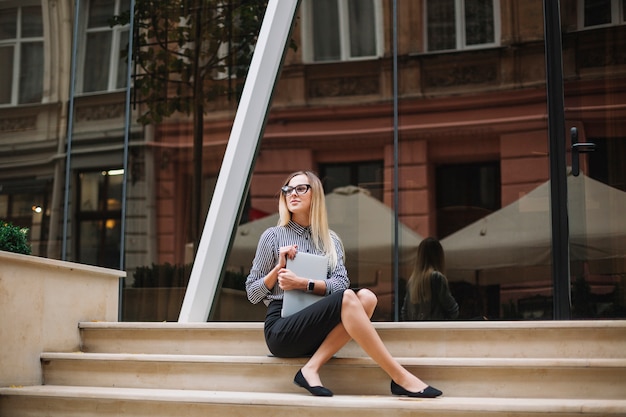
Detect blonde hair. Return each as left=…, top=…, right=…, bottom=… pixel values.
left=407, top=237, right=446, bottom=304
left=278, top=170, right=340, bottom=269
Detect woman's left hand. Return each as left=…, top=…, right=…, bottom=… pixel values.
left=277, top=245, right=298, bottom=269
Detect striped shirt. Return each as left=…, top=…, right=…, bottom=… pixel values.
left=245, top=220, right=350, bottom=306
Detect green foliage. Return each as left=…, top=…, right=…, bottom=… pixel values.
left=222, top=269, right=247, bottom=291
left=132, top=262, right=192, bottom=288
left=111, top=0, right=271, bottom=126
left=0, top=221, right=32, bottom=255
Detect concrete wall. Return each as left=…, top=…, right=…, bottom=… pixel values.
left=0, top=251, right=123, bottom=387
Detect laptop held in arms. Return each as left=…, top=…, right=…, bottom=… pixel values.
left=281, top=252, right=328, bottom=317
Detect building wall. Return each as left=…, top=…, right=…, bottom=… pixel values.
left=142, top=1, right=626, bottom=264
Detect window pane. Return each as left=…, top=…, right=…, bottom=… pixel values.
left=427, top=0, right=456, bottom=51
left=357, top=161, right=384, bottom=200
left=19, top=42, right=43, bottom=104
left=348, top=0, right=376, bottom=57
left=312, top=0, right=341, bottom=61
left=107, top=172, right=123, bottom=210
left=0, top=8, right=17, bottom=40
left=88, top=0, right=116, bottom=28
left=79, top=219, right=121, bottom=269
left=465, top=0, right=494, bottom=46
left=12, top=194, right=35, bottom=217
left=320, top=161, right=384, bottom=200
left=115, top=29, right=129, bottom=89
left=79, top=220, right=103, bottom=265
left=101, top=218, right=121, bottom=268
left=436, top=162, right=500, bottom=238
left=80, top=172, right=103, bottom=211
left=584, top=0, right=612, bottom=26
left=77, top=170, right=122, bottom=268
left=79, top=171, right=123, bottom=211
left=119, top=0, right=131, bottom=14
left=322, top=165, right=351, bottom=192
left=84, top=31, right=112, bottom=92
left=0, top=46, right=14, bottom=104
left=21, top=6, right=43, bottom=38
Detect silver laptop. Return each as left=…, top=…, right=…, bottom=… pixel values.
left=281, top=252, right=328, bottom=317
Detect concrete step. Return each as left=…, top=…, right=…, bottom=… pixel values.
left=2, top=385, right=625, bottom=417
left=79, top=320, right=626, bottom=358
left=40, top=352, right=626, bottom=399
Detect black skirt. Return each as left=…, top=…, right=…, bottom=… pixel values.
left=264, top=289, right=346, bottom=357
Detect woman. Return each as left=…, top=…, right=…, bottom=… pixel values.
left=246, top=170, right=442, bottom=398
left=401, top=237, right=459, bottom=321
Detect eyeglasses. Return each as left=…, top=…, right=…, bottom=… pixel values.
left=281, top=184, right=311, bottom=196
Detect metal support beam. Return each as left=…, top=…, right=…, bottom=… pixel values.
left=178, top=0, right=300, bottom=322
left=543, top=0, right=571, bottom=319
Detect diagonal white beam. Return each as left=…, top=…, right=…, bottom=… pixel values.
left=178, top=0, right=301, bottom=322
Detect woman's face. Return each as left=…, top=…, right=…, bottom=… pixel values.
left=284, top=174, right=312, bottom=219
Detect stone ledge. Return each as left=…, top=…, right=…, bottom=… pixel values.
left=0, top=250, right=126, bottom=279
left=40, top=352, right=626, bottom=369
left=78, top=320, right=626, bottom=359
left=2, top=386, right=625, bottom=414
left=38, top=352, right=626, bottom=399
left=0, top=251, right=124, bottom=387
left=78, top=319, right=626, bottom=330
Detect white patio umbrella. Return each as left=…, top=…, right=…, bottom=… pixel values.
left=441, top=173, right=626, bottom=284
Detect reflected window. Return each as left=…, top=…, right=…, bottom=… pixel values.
left=76, top=169, right=123, bottom=268
left=0, top=2, right=43, bottom=105
left=302, top=0, right=382, bottom=62
left=320, top=161, right=383, bottom=201
left=425, top=0, right=499, bottom=52
left=79, top=0, right=130, bottom=93
left=588, top=137, right=626, bottom=191
left=436, top=162, right=500, bottom=238
left=579, top=0, right=626, bottom=28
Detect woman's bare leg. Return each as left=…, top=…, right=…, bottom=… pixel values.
left=340, top=290, right=429, bottom=392
left=303, top=289, right=428, bottom=392
left=299, top=289, right=377, bottom=387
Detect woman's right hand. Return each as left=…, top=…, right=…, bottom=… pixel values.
left=277, top=244, right=298, bottom=268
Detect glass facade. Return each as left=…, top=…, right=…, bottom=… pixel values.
left=0, top=0, right=624, bottom=322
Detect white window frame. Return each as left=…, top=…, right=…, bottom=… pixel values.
left=77, top=0, right=129, bottom=94
left=173, top=3, right=246, bottom=81
left=170, top=3, right=241, bottom=81
left=423, top=0, right=501, bottom=53
left=0, top=0, right=45, bottom=107
left=577, top=0, right=626, bottom=29
left=301, top=0, right=384, bottom=64
left=212, top=2, right=246, bottom=81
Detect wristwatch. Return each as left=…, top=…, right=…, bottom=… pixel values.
left=307, top=279, right=315, bottom=293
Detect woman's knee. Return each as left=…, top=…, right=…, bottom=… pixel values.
left=341, top=289, right=359, bottom=308
left=357, top=288, right=378, bottom=312
left=342, top=288, right=377, bottom=312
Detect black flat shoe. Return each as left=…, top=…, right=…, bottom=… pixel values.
left=294, top=369, right=333, bottom=397
left=391, top=380, right=442, bottom=398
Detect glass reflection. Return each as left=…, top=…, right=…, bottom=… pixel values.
left=562, top=0, right=626, bottom=319
left=2, top=0, right=625, bottom=322
left=216, top=0, right=626, bottom=321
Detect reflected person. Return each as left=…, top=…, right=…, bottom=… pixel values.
left=401, top=237, right=459, bottom=321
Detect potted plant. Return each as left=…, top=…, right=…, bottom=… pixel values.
left=0, top=221, right=32, bottom=255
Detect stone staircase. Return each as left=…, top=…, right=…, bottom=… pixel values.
left=2, top=320, right=626, bottom=416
